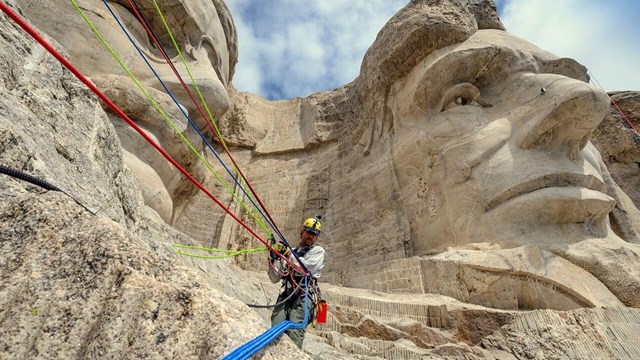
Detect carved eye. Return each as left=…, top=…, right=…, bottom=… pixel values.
left=440, top=83, right=491, bottom=112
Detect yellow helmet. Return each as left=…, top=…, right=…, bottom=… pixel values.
left=302, top=216, right=322, bottom=235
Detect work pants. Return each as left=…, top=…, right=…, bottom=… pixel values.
left=271, top=290, right=315, bottom=349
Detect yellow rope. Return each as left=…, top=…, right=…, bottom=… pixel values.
left=149, top=0, right=266, bottom=231
left=172, top=244, right=266, bottom=259
left=71, top=0, right=270, bottom=235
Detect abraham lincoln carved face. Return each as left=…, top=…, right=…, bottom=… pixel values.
left=18, top=0, right=237, bottom=223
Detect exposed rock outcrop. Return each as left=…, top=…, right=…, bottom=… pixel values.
left=2, top=0, right=640, bottom=359
left=592, top=91, right=640, bottom=240
left=0, top=6, right=300, bottom=358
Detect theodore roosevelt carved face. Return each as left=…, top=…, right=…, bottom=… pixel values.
left=356, top=26, right=640, bottom=310
left=387, top=29, right=613, bottom=254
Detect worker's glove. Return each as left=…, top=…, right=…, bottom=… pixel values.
left=269, top=241, right=290, bottom=260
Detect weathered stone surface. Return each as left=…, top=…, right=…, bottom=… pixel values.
left=311, top=285, right=640, bottom=360
left=17, top=0, right=237, bottom=227
left=0, top=6, right=303, bottom=359
left=592, top=91, right=640, bottom=236
left=3, top=0, right=640, bottom=359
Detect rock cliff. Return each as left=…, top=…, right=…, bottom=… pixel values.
left=2, top=0, right=640, bottom=359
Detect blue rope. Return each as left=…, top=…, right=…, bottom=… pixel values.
left=100, top=0, right=289, bottom=245
left=223, top=277, right=311, bottom=360
left=102, top=5, right=315, bottom=358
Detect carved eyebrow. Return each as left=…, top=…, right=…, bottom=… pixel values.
left=412, top=47, right=494, bottom=110
left=412, top=45, right=538, bottom=110
left=537, top=57, right=589, bottom=82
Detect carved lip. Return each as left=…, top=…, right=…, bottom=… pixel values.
left=485, top=173, right=608, bottom=211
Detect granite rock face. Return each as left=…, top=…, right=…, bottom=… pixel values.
left=0, top=5, right=301, bottom=359
left=592, top=91, right=640, bottom=235
left=2, top=0, right=640, bottom=359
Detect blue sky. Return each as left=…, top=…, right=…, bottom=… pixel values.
left=226, top=0, right=640, bottom=100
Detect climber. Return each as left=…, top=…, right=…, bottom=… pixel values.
left=268, top=215, right=326, bottom=349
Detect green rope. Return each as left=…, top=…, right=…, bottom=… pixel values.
left=150, top=0, right=268, bottom=234
left=172, top=244, right=267, bottom=260
left=71, top=0, right=270, bottom=236
left=150, top=0, right=228, bottom=151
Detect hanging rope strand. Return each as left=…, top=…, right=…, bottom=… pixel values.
left=145, top=0, right=289, bottom=246
left=74, top=0, right=306, bottom=276
left=124, top=0, right=272, bottom=233
left=105, top=0, right=308, bottom=271
left=98, top=0, right=272, bottom=235
left=589, top=70, right=640, bottom=142
left=172, top=245, right=267, bottom=260
left=0, top=0, right=304, bottom=275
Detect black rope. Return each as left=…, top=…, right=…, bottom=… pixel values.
left=0, top=164, right=61, bottom=191
left=245, top=286, right=300, bottom=309
left=245, top=273, right=316, bottom=309
left=1, top=164, right=97, bottom=214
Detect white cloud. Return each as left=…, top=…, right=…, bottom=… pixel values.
left=226, top=0, right=406, bottom=99
left=500, top=0, right=640, bottom=92
left=226, top=0, right=640, bottom=99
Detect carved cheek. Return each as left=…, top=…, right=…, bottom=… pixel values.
left=427, top=109, right=491, bottom=152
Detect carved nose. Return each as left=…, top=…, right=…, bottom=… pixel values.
left=515, top=77, right=610, bottom=159
left=150, top=60, right=230, bottom=131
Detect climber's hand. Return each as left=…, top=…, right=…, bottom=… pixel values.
left=270, top=241, right=290, bottom=260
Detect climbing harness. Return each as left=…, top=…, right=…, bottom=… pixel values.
left=244, top=280, right=303, bottom=309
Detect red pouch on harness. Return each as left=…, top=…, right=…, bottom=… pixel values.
left=316, top=300, right=327, bottom=323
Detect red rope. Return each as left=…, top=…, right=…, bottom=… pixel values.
left=588, top=70, right=640, bottom=139
left=125, top=0, right=286, bottom=242
left=610, top=98, right=640, bottom=137
left=0, top=0, right=305, bottom=274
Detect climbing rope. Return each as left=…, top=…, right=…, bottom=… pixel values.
left=171, top=244, right=266, bottom=260
left=0, top=0, right=303, bottom=271
left=0, top=3, right=312, bottom=358
left=138, top=0, right=290, bottom=246
left=71, top=0, right=272, bottom=237
left=588, top=70, right=640, bottom=144
left=0, top=164, right=61, bottom=191
left=0, top=164, right=104, bottom=214
left=223, top=276, right=313, bottom=360
left=84, top=0, right=307, bottom=273
left=244, top=281, right=301, bottom=309
left=90, top=0, right=308, bottom=273
left=94, top=0, right=273, bottom=237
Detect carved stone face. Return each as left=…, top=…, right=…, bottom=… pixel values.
left=389, top=30, right=612, bottom=255
left=21, top=0, right=233, bottom=126
left=19, top=0, right=235, bottom=223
